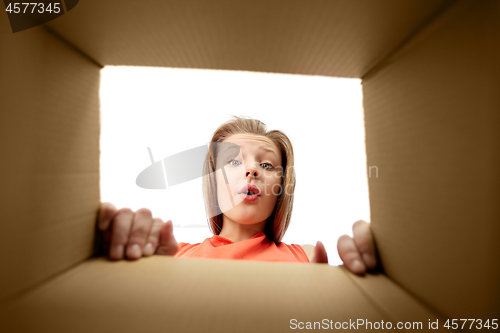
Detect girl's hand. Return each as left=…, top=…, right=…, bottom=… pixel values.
left=97, top=202, right=179, bottom=260
left=312, top=220, right=378, bottom=275
left=338, top=220, right=377, bottom=275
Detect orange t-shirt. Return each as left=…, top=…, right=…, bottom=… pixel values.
left=174, top=232, right=310, bottom=263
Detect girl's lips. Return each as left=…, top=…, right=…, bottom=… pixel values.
left=239, top=193, right=259, bottom=202
left=239, top=184, right=261, bottom=196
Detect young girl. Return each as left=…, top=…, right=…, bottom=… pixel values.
left=97, top=116, right=377, bottom=274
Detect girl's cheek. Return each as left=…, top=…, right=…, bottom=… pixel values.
left=265, top=172, right=282, bottom=187
left=261, top=182, right=280, bottom=197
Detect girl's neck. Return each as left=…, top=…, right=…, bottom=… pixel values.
left=218, top=215, right=267, bottom=243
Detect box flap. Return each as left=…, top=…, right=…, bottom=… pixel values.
left=0, top=256, right=447, bottom=332
left=0, top=17, right=101, bottom=304
left=46, top=0, right=452, bottom=78
left=362, top=0, right=500, bottom=319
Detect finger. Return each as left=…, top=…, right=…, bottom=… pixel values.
left=102, top=227, right=112, bottom=251
left=125, top=208, right=154, bottom=260
left=156, top=220, right=179, bottom=256
left=352, top=220, right=377, bottom=270
left=109, top=208, right=134, bottom=260
left=143, top=217, right=164, bottom=256
left=312, top=241, right=328, bottom=264
left=337, top=234, right=367, bottom=275
left=98, top=202, right=118, bottom=231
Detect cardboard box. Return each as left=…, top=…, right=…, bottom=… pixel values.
left=1, top=0, right=498, bottom=331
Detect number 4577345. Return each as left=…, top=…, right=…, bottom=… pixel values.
left=444, top=319, right=498, bottom=330
left=5, top=3, right=61, bottom=14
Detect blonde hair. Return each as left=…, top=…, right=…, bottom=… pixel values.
left=202, top=115, right=296, bottom=243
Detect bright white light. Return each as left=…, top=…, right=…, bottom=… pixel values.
left=99, top=66, right=370, bottom=265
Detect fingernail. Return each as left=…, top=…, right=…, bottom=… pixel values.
left=128, top=244, right=141, bottom=258
left=143, top=243, right=154, bottom=256
left=111, top=245, right=124, bottom=259
left=351, top=260, right=365, bottom=273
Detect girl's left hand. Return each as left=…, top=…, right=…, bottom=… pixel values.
left=312, top=220, right=377, bottom=275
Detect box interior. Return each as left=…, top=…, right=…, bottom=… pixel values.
left=1, top=0, right=498, bottom=330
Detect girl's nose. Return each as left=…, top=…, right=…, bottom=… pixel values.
left=246, top=171, right=259, bottom=178
left=245, top=162, right=260, bottom=179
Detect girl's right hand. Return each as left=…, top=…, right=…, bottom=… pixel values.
left=97, top=202, right=179, bottom=260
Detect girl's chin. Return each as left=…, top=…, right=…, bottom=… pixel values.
left=222, top=212, right=267, bottom=225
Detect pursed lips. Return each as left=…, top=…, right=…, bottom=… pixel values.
left=238, top=184, right=261, bottom=196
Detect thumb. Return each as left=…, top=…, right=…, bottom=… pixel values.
left=155, top=220, right=179, bottom=256
left=312, top=241, right=328, bottom=264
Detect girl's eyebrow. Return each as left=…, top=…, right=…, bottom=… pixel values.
left=258, top=146, right=279, bottom=158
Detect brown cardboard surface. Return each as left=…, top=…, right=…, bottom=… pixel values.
left=0, top=256, right=447, bottom=333
left=45, top=0, right=452, bottom=78
left=0, top=17, right=101, bottom=304
left=344, top=270, right=443, bottom=324
left=362, top=0, right=500, bottom=319
left=1, top=0, right=498, bottom=328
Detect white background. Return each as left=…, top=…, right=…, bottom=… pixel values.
left=99, top=66, right=370, bottom=265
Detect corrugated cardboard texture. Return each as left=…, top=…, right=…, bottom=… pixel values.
left=0, top=256, right=445, bottom=333
left=363, top=0, right=500, bottom=319
left=2, top=0, right=498, bottom=328
left=0, top=17, right=101, bottom=304
left=45, top=0, right=452, bottom=78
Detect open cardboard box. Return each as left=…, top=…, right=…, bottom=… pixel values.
left=1, top=0, right=498, bottom=331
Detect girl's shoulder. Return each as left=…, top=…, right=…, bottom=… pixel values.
left=297, top=244, right=315, bottom=262
left=175, top=241, right=203, bottom=257
left=177, top=241, right=202, bottom=249
left=277, top=242, right=313, bottom=262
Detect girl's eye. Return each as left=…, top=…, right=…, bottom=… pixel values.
left=227, top=159, right=273, bottom=169
left=261, top=163, right=273, bottom=170
left=228, top=159, right=241, bottom=166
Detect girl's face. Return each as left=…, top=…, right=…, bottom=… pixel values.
left=215, top=133, right=283, bottom=225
